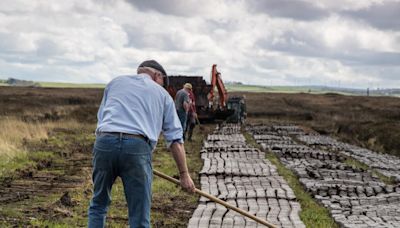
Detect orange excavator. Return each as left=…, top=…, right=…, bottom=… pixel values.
left=167, top=64, right=246, bottom=123
left=208, top=64, right=228, bottom=110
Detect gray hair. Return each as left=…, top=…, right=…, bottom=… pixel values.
left=137, top=66, right=162, bottom=75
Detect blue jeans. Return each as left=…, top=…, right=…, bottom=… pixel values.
left=88, top=134, right=153, bottom=228
left=177, top=109, right=187, bottom=139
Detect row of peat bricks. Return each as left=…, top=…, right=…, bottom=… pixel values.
left=188, top=124, right=305, bottom=228
left=247, top=124, right=400, bottom=228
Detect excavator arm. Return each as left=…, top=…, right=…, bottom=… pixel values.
left=209, top=64, right=228, bottom=110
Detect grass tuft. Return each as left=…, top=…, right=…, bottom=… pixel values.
left=344, top=157, right=397, bottom=185
left=0, top=118, right=81, bottom=160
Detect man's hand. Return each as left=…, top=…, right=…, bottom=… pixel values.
left=179, top=172, right=195, bottom=193
left=170, top=142, right=195, bottom=193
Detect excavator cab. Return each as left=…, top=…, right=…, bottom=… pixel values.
left=226, top=96, right=246, bottom=123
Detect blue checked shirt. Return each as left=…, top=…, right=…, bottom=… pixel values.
left=96, top=74, right=183, bottom=149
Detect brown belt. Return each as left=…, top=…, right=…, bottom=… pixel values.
left=98, top=132, right=150, bottom=144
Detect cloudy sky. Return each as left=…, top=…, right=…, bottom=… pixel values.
left=0, top=0, right=399, bottom=88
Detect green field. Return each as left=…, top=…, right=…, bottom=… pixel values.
left=225, top=84, right=355, bottom=95
left=1, top=78, right=398, bottom=97
left=38, top=82, right=105, bottom=88
left=226, top=84, right=315, bottom=93
left=0, top=79, right=105, bottom=88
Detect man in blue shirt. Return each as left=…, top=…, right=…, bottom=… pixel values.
left=88, top=60, right=195, bottom=228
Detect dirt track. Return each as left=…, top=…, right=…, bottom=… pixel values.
left=189, top=124, right=305, bottom=228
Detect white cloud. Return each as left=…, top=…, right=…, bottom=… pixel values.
left=309, top=0, right=386, bottom=11
left=0, top=0, right=399, bottom=88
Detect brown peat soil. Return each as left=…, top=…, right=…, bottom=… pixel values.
left=0, top=86, right=398, bottom=227
left=234, top=91, right=400, bottom=156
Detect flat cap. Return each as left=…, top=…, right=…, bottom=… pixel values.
left=138, top=60, right=167, bottom=76
left=184, top=83, right=192, bottom=90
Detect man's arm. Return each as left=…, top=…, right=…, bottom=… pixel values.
left=96, top=86, right=109, bottom=130
left=162, top=94, right=195, bottom=192
left=183, top=91, right=191, bottom=112
left=170, top=142, right=195, bottom=192
left=183, top=101, right=190, bottom=112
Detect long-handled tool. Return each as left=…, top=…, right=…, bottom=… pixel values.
left=153, top=170, right=278, bottom=228
left=195, top=115, right=204, bottom=131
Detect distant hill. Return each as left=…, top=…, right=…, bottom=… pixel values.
left=5, top=78, right=40, bottom=87
left=0, top=78, right=105, bottom=88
